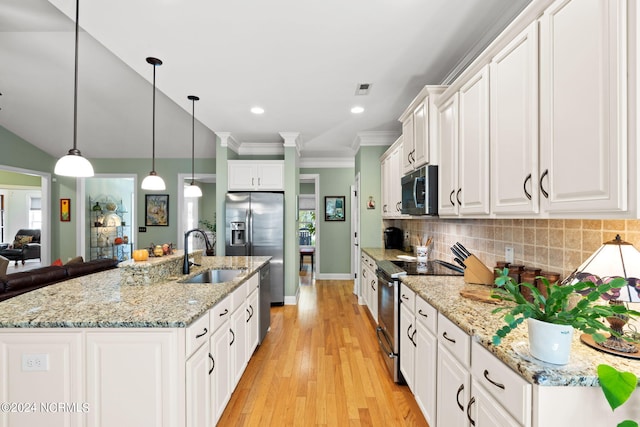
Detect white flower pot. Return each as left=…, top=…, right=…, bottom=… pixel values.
left=527, top=318, right=574, bottom=365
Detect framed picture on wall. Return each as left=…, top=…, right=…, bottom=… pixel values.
left=60, top=198, right=71, bottom=222
left=324, top=196, right=345, bottom=221
left=145, top=194, right=169, bottom=226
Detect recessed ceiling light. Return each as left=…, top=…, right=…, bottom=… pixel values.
left=351, top=106, right=365, bottom=114
left=251, top=106, right=265, bottom=115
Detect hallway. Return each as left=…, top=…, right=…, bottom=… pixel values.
left=218, top=274, right=428, bottom=426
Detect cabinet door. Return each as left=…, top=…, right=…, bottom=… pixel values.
left=186, top=343, right=211, bottom=427
left=230, top=304, right=248, bottom=387
left=413, top=100, right=429, bottom=168
left=381, top=154, right=392, bottom=217
left=539, top=0, right=627, bottom=213
left=437, top=94, right=459, bottom=216
left=458, top=66, right=490, bottom=216
left=491, top=23, right=539, bottom=215
left=437, top=346, right=470, bottom=427
left=414, top=322, right=437, bottom=427
left=247, top=288, right=259, bottom=357
left=211, top=324, right=231, bottom=425
left=399, top=304, right=415, bottom=392
left=402, top=114, right=415, bottom=174
left=472, top=380, right=521, bottom=427
left=257, top=163, right=284, bottom=190
left=86, top=331, right=180, bottom=427
left=228, top=162, right=258, bottom=190
left=390, top=144, right=403, bottom=215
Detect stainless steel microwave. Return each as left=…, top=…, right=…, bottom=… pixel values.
left=400, top=165, right=438, bottom=215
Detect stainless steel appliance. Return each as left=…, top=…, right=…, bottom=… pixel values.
left=225, top=192, right=284, bottom=305
left=401, top=165, right=438, bottom=215
left=376, top=259, right=463, bottom=383
left=259, top=263, right=271, bottom=342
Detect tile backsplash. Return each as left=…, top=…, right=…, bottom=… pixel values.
left=386, top=218, right=640, bottom=280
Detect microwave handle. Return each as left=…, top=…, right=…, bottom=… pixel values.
left=413, top=178, right=419, bottom=207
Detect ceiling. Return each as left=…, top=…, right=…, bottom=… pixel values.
left=0, top=0, right=531, bottom=162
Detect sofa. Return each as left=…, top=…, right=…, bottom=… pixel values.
left=0, top=229, right=41, bottom=265
left=0, top=258, right=118, bottom=302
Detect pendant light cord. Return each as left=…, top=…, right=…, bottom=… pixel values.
left=191, top=97, right=195, bottom=183
left=73, top=0, right=80, bottom=152
left=152, top=63, right=156, bottom=172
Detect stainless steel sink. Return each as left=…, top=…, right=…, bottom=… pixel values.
left=182, top=269, right=245, bottom=284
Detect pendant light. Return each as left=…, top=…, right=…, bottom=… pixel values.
left=141, top=57, right=166, bottom=191
left=184, top=95, right=203, bottom=198
left=54, top=0, right=94, bottom=177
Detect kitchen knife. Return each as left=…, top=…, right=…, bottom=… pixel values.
left=453, top=257, right=466, bottom=269
left=434, top=259, right=465, bottom=274
left=451, top=245, right=466, bottom=260
left=455, top=242, right=472, bottom=258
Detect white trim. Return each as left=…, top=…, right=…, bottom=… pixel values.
left=299, top=157, right=355, bottom=169
left=299, top=173, right=319, bottom=277
left=315, top=273, right=353, bottom=280
left=176, top=173, right=217, bottom=249
left=0, top=165, right=51, bottom=265
left=351, top=131, right=399, bottom=152
left=237, top=142, right=284, bottom=156
left=284, top=293, right=299, bottom=305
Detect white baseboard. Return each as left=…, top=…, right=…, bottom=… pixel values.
left=284, top=286, right=300, bottom=305
left=315, top=273, right=353, bottom=280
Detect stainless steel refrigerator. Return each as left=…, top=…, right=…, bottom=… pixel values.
left=225, top=192, right=284, bottom=305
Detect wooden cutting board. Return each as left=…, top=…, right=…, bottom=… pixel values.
left=459, top=286, right=499, bottom=304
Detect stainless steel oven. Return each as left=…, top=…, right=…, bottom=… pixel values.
left=375, top=266, right=405, bottom=383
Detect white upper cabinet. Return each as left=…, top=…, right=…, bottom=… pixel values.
left=539, top=0, right=627, bottom=214
left=381, top=137, right=405, bottom=218
left=399, top=86, right=447, bottom=175
left=228, top=160, right=284, bottom=191
left=458, top=66, right=491, bottom=216
left=437, top=93, right=460, bottom=216
left=490, top=23, right=540, bottom=215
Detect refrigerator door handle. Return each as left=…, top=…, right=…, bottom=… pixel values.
left=247, top=209, right=252, bottom=256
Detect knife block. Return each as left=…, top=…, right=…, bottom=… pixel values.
left=463, top=255, right=494, bottom=286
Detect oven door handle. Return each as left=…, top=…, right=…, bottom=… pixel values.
left=375, top=326, right=397, bottom=359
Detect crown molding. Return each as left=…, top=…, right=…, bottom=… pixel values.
left=351, top=131, right=399, bottom=152
left=215, top=132, right=241, bottom=153
left=299, top=156, right=355, bottom=169
left=237, top=142, right=284, bottom=156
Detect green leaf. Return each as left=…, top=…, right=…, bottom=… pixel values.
left=617, top=420, right=638, bottom=427
left=597, top=364, right=638, bottom=411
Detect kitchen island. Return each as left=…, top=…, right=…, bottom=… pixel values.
left=0, top=254, right=271, bottom=427
left=363, top=247, right=640, bottom=426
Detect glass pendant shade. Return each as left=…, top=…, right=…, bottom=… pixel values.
left=141, top=172, right=166, bottom=191
left=55, top=149, right=94, bottom=177
left=184, top=183, right=203, bottom=198
left=55, top=0, right=94, bottom=177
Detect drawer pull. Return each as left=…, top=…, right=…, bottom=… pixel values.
left=456, top=384, right=464, bottom=411
left=208, top=353, right=215, bottom=375
left=195, top=327, right=208, bottom=339
left=483, top=369, right=505, bottom=390
left=418, top=309, right=428, bottom=318
left=443, top=331, right=456, bottom=343
left=219, top=308, right=229, bottom=317
left=466, top=396, right=476, bottom=426
left=401, top=294, right=409, bottom=301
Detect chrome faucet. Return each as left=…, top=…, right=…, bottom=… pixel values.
left=183, top=228, right=214, bottom=274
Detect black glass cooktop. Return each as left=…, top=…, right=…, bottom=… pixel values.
left=390, top=259, right=464, bottom=276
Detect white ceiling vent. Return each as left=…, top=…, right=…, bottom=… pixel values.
left=355, top=83, right=372, bottom=95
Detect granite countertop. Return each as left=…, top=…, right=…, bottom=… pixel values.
left=0, top=256, right=270, bottom=329
left=362, top=247, right=640, bottom=387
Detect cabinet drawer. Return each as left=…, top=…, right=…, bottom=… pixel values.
left=247, top=272, right=259, bottom=293
left=186, top=312, right=210, bottom=357
left=210, top=296, right=231, bottom=332
left=231, top=281, right=248, bottom=312
left=362, top=253, right=376, bottom=270
left=415, top=297, right=437, bottom=333
left=400, top=283, right=415, bottom=313
left=471, top=341, right=531, bottom=425
left=437, top=313, right=470, bottom=367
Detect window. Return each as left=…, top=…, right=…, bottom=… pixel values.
left=299, top=210, right=315, bottom=246
left=29, top=196, right=41, bottom=229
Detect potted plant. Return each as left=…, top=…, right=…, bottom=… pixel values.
left=491, top=268, right=640, bottom=364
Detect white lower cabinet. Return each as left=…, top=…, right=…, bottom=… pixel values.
left=210, top=316, right=232, bottom=425
left=186, top=342, right=212, bottom=427
left=472, top=379, right=521, bottom=427
left=413, top=298, right=437, bottom=426
left=437, top=346, right=471, bottom=427
left=360, top=253, right=378, bottom=323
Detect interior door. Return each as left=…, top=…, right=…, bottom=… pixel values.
left=351, top=176, right=361, bottom=300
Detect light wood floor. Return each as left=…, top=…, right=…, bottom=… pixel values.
left=217, top=264, right=429, bottom=426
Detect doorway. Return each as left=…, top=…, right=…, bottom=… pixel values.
left=177, top=173, right=216, bottom=253
left=299, top=174, right=319, bottom=278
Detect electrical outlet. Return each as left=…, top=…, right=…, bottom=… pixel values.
left=505, top=246, right=514, bottom=264
left=22, top=353, right=49, bottom=372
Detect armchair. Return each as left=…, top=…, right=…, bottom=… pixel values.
left=0, top=229, right=41, bottom=265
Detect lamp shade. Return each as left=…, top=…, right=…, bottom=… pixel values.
left=54, top=150, right=95, bottom=177
left=184, top=183, right=203, bottom=198
left=565, top=235, right=640, bottom=302
left=141, top=172, right=166, bottom=191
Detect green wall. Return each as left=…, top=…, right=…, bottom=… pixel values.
left=300, top=167, right=355, bottom=275
left=0, top=170, right=42, bottom=186
left=355, top=145, right=386, bottom=248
